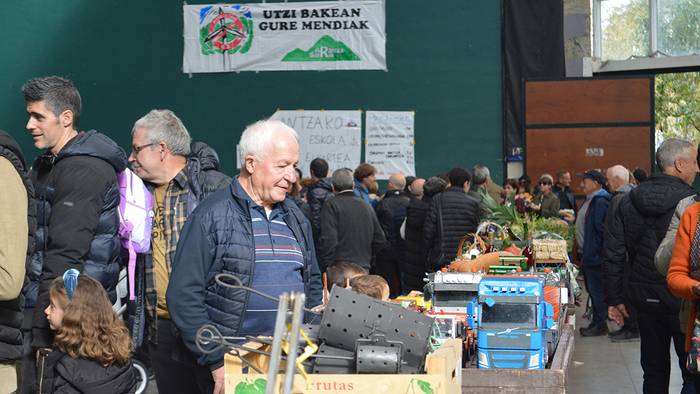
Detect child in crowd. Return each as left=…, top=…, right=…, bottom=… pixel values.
left=39, top=269, right=136, bottom=394
left=326, top=261, right=368, bottom=290
left=349, top=274, right=390, bottom=301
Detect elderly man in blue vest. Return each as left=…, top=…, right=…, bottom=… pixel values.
left=167, top=119, right=323, bottom=394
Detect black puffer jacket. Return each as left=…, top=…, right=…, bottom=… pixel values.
left=0, top=131, right=36, bottom=363
left=306, top=178, right=333, bottom=242
left=39, top=350, right=136, bottom=394
left=605, top=175, right=694, bottom=313
left=184, top=142, right=231, bottom=209
left=423, top=187, right=482, bottom=268
left=403, top=196, right=432, bottom=291
left=29, top=131, right=127, bottom=347
left=375, top=190, right=411, bottom=238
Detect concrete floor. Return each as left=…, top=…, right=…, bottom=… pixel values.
left=568, top=300, right=685, bottom=393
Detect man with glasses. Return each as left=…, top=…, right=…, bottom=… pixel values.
left=128, top=109, right=230, bottom=394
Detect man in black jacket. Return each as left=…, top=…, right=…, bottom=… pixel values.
left=605, top=139, right=698, bottom=393
left=423, top=168, right=482, bottom=269
left=403, top=176, right=447, bottom=292
left=128, top=109, right=230, bottom=394
left=306, top=158, right=333, bottom=245
left=21, top=76, right=128, bottom=393
left=318, top=168, right=386, bottom=271
left=0, top=130, right=34, bottom=394
left=374, top=173, right=411, bottom=296
left=602, top=165, right=638, bottom=342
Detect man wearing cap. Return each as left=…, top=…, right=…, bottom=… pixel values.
left=575, top=170, right=611, bottom=337
left=605, top=138, right=698, bottom=393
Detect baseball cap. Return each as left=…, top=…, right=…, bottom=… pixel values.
left=576, top=170, right=606, bottom=185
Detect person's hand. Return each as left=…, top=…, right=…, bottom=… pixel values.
left=561, top=212, right=575, bottom=223
left=608, top=304, right=629, bottom=326
left=693, top=283, right=700, bottom=297
left=212, top=366, right=225, bottom=394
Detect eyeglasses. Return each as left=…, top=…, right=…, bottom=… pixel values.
left=538, top=182, right=552, bottom=186
left=131, top=143, right=156, bottom=155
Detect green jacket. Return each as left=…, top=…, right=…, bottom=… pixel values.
left=538, top=192, right=560, bottom=218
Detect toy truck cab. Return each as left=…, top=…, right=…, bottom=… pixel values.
left=476, top=276, right=554, bottom=369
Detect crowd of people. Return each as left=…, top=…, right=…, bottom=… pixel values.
left=2, top=75, right=700, bottom=394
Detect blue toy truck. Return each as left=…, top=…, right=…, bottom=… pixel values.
left=475, top=276, right=555, bottom=369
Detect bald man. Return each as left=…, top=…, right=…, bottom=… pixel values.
left=408, top=177, right=425, bottom=199
left=375, top=173, right=411, bottom=296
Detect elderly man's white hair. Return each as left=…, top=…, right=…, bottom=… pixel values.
left=238, top=119, right=299, bottom=167
left=607, top=165, right=629, bottom=182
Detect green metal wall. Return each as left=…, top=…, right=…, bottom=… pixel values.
left=0, top=1, right=502, bottom=180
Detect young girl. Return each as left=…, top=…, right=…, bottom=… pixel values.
left=39, top=269, right=136, bottom=393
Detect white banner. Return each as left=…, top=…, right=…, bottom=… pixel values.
left=270, top=110, right=362, bottom=175
left=365, top=111, right=416, bottom=180
left=183, top=2, right=386, bottom=73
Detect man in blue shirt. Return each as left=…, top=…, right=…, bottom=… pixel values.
left=166, top=120, right=322, bottom=394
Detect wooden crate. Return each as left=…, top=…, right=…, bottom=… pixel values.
left=461, top=326, right=575, bottom=394
left=225, top=338, right=462, bottom=394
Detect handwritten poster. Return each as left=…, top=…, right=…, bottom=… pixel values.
left=270, top=110, right=362, bottom=175
left=365, top=111, right=415, bottom=180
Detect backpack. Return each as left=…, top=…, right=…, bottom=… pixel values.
left=117, top=168, right=153, bottom=300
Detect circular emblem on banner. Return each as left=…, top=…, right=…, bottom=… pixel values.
left=200, top=7, right=253, bottom=55
left=209, top=13, right=245, bottom=51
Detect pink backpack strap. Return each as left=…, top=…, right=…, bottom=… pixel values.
left=128, top=243, right=136, bottom=301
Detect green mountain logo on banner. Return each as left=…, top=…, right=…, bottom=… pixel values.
left=282, top=35, right=360, bottom=62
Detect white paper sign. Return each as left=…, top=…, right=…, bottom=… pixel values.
left=270, top=110, right=362, bottom=175
left=365, top=111, right=416, bottom=180
left=183, top=1, right=386, bottom=73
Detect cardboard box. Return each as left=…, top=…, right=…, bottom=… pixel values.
left=225, top=338, right=462, bottom=394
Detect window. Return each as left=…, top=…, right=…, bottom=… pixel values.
left=481, top=303, right=537, bottom=328
left=593, top=0, right=700, bottom=61
left=657, top=0, right=700, bottom=57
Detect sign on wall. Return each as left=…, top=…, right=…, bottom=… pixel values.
left=183, top=1, right=386, bottom=73
left=270, top=110, right=362, bottom=175
left=365, top=111, right=415, bottom=180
